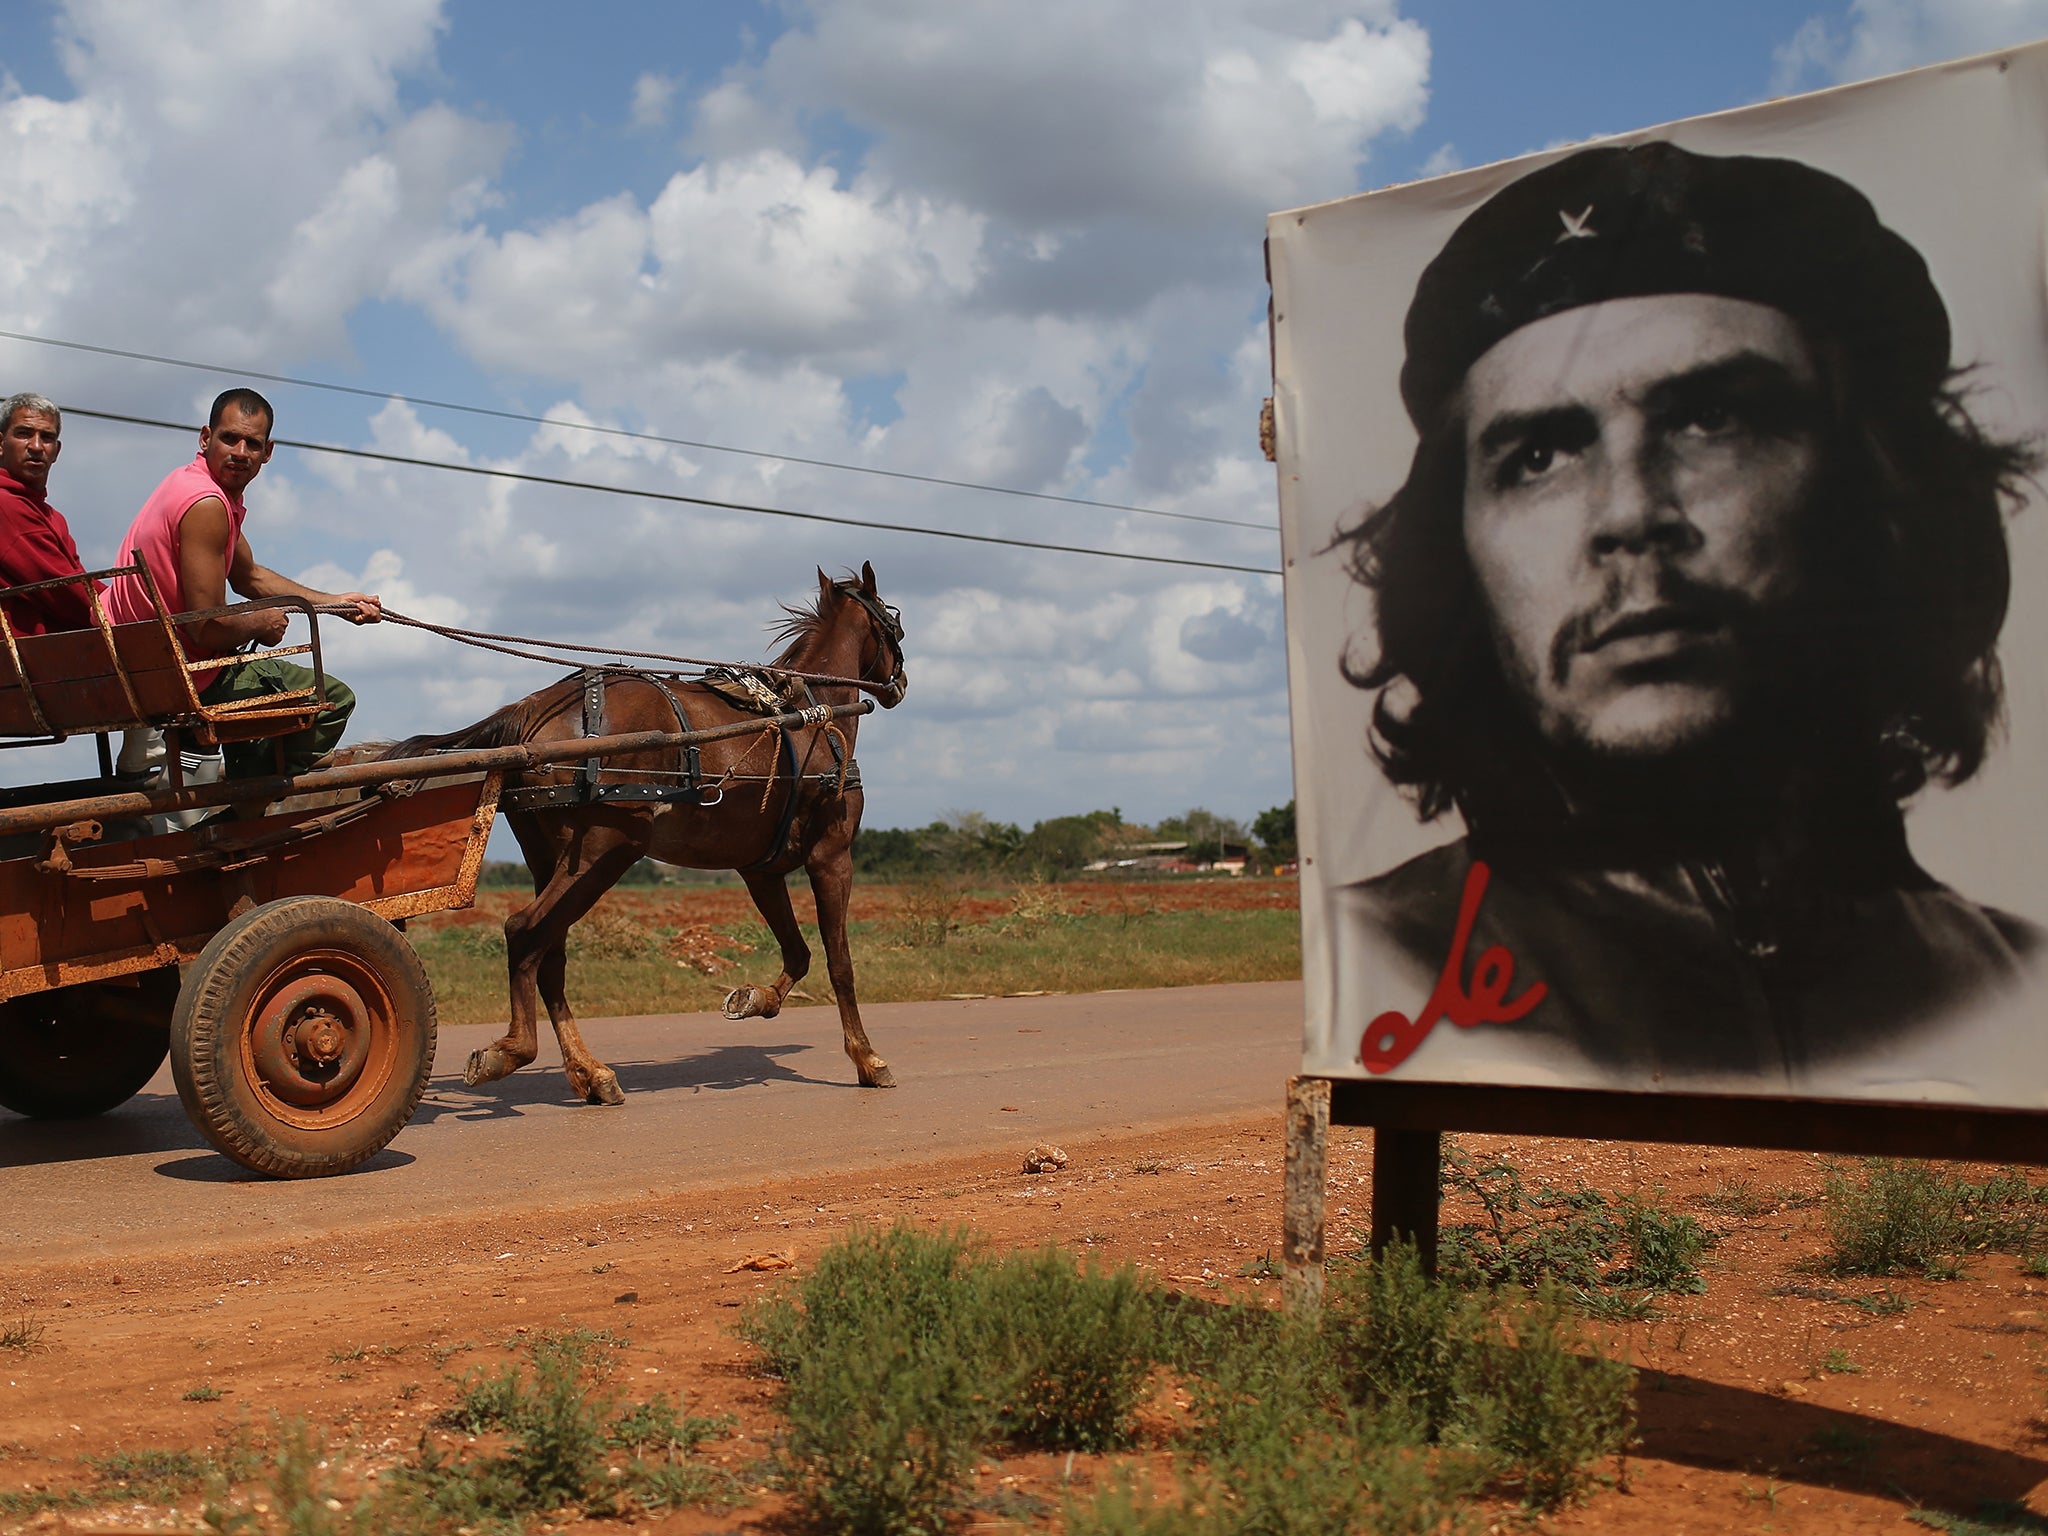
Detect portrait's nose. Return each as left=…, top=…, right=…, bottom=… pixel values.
left=1586, top=445, right=1698, bottom=559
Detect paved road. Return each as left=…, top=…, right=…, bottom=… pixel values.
left=0, top=981, right=1302, bottom=1264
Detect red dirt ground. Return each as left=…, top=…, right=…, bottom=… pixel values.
left=3, top=1118, right=2045, bottom=1533
left=421, top=876, right=1302, bottom=932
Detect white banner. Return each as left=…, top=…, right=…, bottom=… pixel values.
left=1271, top=43, right=2048, bottom=1106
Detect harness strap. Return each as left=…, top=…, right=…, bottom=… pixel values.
left=576, top=668, right=607, bottom=803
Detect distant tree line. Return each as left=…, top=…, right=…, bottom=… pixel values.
left=476, top=800, right=1298, bottom=887
left=850, top=801, right=1297, bottom=879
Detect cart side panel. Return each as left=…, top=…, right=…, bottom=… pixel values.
left=0, top=776, right=497, bottom=999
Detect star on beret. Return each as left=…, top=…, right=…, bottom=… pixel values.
left=1555, top=205, right=1597, bottom=243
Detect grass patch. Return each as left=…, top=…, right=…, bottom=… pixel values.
left=1436, top=1142, right=1718, bottom=1313
left=0, top=1316, right=44, bottom=1354
left=1821, top=1161, right=2048, bottom=1278
left=415, top=893, right=1300, bottom=1025
left=745, top=1224, right=1635, bottom=1535
left=741, top=1225, right=1161, bottom=1534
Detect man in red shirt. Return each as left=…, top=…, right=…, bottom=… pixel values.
left=0, top=392, right=98, bottom=636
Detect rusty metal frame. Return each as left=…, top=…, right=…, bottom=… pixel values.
left=0, top=699, right=875, bottom=838
left=0, top=562, right=327, bottom=746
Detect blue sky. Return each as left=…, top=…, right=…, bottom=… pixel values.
left=0, top=0, right=2040, bottom=839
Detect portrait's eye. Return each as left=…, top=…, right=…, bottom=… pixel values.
left=1494, top=438, right=1566, bottom=490
left=1675, top=402, right=1736, bottom=437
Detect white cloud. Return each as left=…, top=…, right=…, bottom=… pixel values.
left=0, top=0, right=1392, bottom=828
left=629, top=70, right=677, bottom=130
left=1774, top=0, right=2048, bottom=90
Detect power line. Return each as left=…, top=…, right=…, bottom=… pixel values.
left=3, top=326, right=1275, bottom=531
left=65, top=408, right=1282, bottom=578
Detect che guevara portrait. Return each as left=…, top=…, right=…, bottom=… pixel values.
left=1271, top=46, right=2048, bottom=1106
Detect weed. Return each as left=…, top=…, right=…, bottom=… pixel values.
left=986, top=1246, right=1158, bottom=1451
left=1325, top=1238, right=1472, bottom=1441
left=425, top=1340, right=471, bottom=1368
left=741, top=1225, right=992, bottom=1533
left=184, top=1383, right=225, bottom=1401
left=1235, top=1254, right=1280, bottom=1279
left=198, top=1418, right=372, bottom=1536
left=1826, top=1175, right=1947, bottom=1273
left=1845, top=1288, right=1914, bottom=1316
left=88, top=1447, right=210, bottom=1500
left=2025, top=1255, right=2048, bottom=1279
left=742, top=1224, right=1164, bottom=1533
left=327, top=1344, right=368, bottom=1363
left=1908, top=1501, right=2048, bottom=1534
left=567, top=906, right=665, bottom=960
left=607, top=1393, right=732, bottom=1456
left=1438, top=1145, right=1715, bottom=1305
left=1695, top=1179, right=1777, bottom=1218
left=0, top=1316, right=44, bottom=1354
left=1821, top=1159, right=2048, bottom=1277
left=1133, top=1159, right=1164, bottom=1175
left=1463, top=1282, right=1637, bottom=1509
left=1821, top=1348, right=1863, bottom=1375
left=899, top=874, right=967, bottom=947
left=1810, top=1420, right=1879, bottom=1468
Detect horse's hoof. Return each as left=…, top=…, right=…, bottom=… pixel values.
left=465, top=1047, right=515, bottom=1086
left=585, top=1068, right=625, bottom=1107
left=861, top=1060, right=897, bottom=1089
left=723, top=985, right=779, bottom=1021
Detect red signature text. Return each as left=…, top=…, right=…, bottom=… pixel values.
left=1360, top=859, right=1546, bottom=1073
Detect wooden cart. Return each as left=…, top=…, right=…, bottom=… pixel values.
left=0, top=565, right=496, bottom=1177
left=0, top=567, right=873, bottom=1178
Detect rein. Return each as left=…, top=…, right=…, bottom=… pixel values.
left=329, top=603, right=902, bottom=699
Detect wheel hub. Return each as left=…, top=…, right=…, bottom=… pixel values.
left=251, top=974, right=373, bottom=1108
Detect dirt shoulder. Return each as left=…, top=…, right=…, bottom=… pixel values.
left=4, top=1119, right=2046, bottom=1532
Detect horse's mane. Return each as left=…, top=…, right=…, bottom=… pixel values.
left=766, top=575, right=855, bottom=669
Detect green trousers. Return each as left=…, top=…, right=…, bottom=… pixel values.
left=199, top=655, right=356, bottom=781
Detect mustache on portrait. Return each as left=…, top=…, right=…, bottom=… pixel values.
left=1546, top=571, right=1763, bottom=688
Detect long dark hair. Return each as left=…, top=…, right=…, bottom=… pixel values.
left=1337, top=362, right=2037, bottom=829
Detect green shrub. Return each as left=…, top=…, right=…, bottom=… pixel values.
left=1823, top=1160, right=1969, bottom=1276
left=742, top=1225, right=1003, bottom=1535
left=984, top=1246, right=1157, bottom=1451
left=1461, top=1283, right=1635, bottom=1510
left=742, top=1225, right=1166, bottom=1533
left=1438, top=1145, right=1716, bottom=1305
left=1326, top=1239, right=1474, bottom=1442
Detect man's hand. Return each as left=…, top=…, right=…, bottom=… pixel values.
left=247, top=607, right=289, bottom=647
left=332, top=591, right=383, bottom=625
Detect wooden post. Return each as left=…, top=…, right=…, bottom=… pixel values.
left=1282, top=1075, right=1331, bottom=1314
left=1370, top=1128, right=1442, bottom=1276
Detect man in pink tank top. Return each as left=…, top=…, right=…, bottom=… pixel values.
left=105, top=388, right=382, bottom=780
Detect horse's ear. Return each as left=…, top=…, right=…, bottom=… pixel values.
left=817, top=567, right=833, bottom=602
left=860, top=560, right=877, bottom=594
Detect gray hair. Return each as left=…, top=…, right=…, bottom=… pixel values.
left=0, top=393, right=59, bottom=435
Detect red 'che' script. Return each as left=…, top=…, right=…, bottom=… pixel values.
left=1360, top=859, right=1546, bottom=1073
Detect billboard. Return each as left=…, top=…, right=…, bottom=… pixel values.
left=1271, top=44, right=2048, bottom=1108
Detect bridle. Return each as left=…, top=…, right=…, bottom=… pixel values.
left=836, top=582, right=908, bottom=707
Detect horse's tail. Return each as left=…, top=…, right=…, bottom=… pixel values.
left=377, top=702, right=531, bottom=763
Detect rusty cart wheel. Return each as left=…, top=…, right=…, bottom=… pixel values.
left=170, top=896, right=436, bottom=1179
left=0, top=970, right=178, bottom=1119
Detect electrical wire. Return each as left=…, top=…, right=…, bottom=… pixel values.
left=64, top=407, right=1283, bottom=578
left=2, top=326, right=1275, bottom=530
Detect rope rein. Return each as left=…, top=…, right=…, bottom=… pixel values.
left=325, top=604, right=885, bottom=693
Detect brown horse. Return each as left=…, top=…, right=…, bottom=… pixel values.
left=384, top=563, right=906, bottom=1106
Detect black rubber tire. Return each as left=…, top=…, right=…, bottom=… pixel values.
left=0, top=970, right=177, bottom=1119
left=170, top=896, right=436, bottom=1179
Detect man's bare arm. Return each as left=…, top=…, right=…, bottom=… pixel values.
left=227, top=535, right=382, bottom=624
left=177, top=499, right=382, bottom=653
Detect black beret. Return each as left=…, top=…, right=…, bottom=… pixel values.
left=1399, top=141, right=1952, bottom=431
